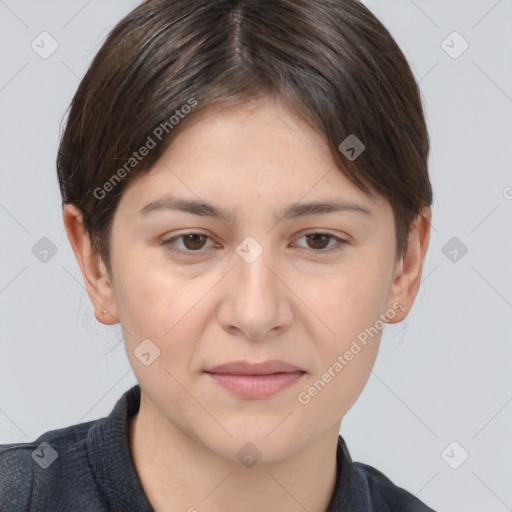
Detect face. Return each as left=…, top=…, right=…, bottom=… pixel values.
left=95, top=96, right=409, bottom=462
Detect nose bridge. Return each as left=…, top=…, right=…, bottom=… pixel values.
left=221, top=234, right=290, bottom=337
left=235, top=234, right=279, bottom=303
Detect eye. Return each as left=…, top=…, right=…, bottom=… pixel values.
left=294, top=232, right=347, bottom=252
left=162, top=232, right=215, bottom=254
left=161, top=231, right=347, bottom=255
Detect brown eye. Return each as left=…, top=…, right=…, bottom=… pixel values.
left=162, top=231, right=347, bottom=256
left=295, top=232, right=347, bottom=253
left=162, top=232, right=213, bottom=254
left=181, top=233, right=208, bottom=251
left=305, top=233, right=331, bottom=250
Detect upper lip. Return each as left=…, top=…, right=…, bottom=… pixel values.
left=205, top=360, right=304, bottom=375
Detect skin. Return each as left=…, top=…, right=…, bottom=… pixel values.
left=63, top=95, right=431, bottom=512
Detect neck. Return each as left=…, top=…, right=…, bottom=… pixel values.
left=129, top=391, right=340, bottom=512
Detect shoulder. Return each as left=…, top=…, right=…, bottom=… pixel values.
left=354, top=461, right=437, bottom=512
left=0, top=420, right=97, bottom=512
left=0, top=442, right=36, bottom=511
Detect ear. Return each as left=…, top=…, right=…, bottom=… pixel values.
left=62, top=204, right=119, bottom=325
left=386, top=207, right=432, bottom=323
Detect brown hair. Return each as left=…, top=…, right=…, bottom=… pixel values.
left=57, top=0, right=432, bottom=278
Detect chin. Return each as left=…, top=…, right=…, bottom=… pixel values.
left=200, top=420, right=304, bottom=466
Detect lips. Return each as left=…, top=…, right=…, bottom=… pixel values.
left=205, top=360, right=304, bottom=376
left=204, top=360, right=306, bottom=399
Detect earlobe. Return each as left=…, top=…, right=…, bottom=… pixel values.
left=386, top=208, right=432, bottom=324
left=62, top=204, right=119, bottom=325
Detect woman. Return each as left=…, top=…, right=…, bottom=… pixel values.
left=0, top=0, right=435, bottom=510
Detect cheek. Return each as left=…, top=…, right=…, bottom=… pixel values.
left=297, top=293, right=383, bottom=422
left=113, top=240, right=186, bottom=311
left=322, top=266, right=391, bottom=409
left=292, top=258, right=390, bottom=394
left=321, top=343, right=378, bottom=418
left=295, top=331, right=380, bottom=433
left=111, top=252, right=178, bottom=347
left=294, top=257, right=390, bottom=339
left=113, top=255, right=212, bottom=370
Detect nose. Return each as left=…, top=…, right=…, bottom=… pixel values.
left=216, top=240, right=294, bottom=340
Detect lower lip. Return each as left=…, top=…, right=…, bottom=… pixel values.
left=206, top=371, right=305, bottom=399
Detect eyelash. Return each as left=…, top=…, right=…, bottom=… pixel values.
left=161, top=231, right=348, bottom=255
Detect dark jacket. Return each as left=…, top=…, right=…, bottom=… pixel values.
left=0, top=385, right=436, bottom=511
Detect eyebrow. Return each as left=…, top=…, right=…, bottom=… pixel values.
left=138, top=195, right=373, bottom=224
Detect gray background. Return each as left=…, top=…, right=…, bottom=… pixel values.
left=1, top=1, right=511, bottom=510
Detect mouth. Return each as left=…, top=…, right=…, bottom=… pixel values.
left=205, top=359, right=304, bottom=375
left=204, top=360, right=306, bottom=399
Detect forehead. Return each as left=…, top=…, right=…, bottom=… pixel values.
left=118, top=96, right=388, bottom=218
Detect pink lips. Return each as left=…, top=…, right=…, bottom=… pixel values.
left=204, top=360, right=305, bottom=399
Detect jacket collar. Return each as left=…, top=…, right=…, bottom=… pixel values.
left=326, top=434, right=374, bottom=511
left=85, top=384, right=154, bottom=511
